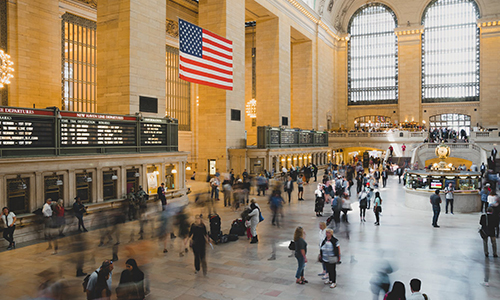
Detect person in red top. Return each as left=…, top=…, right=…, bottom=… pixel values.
left=401, top=144, right=406, bottom=156
left=388, top=145, right=394, bottom=157
left=54, top=199, right=66, bottom=237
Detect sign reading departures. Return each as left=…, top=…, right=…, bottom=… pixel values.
left=0, top=107, right=177, bottom=154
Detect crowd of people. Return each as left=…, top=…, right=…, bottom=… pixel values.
left=3, top=153, right=500, bottom=299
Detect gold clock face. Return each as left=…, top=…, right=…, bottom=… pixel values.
left=436, top=145, right=449, bottom=158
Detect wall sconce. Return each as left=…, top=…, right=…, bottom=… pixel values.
left=171, top=169, right=177, bottom=174
left=111, top=175, right=118, bottom=180
left=86, top=177, right=93, bottom=183
left=287, top=157, right=292, bottom=161
left=186, top=166, right=192, bottom=171
left=56, top=179, right=63, bottom=186
left=134, top=172, right=140, bottom=177
left=153, top=170, right=159, bottom=175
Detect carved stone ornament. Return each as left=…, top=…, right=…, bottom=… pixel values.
left=75, top=0, right=97, bottom=9
left=166, top=19, right=179, bottom=38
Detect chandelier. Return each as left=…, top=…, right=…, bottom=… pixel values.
left=0, top=50, right=14, bottom=89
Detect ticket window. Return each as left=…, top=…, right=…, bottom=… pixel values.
left=165, top=165, right=176, bottom=190
left=103, top=170, right=118, bottom=200
left=44, top=175, right=64, bottom=203
left=7, top=178, right=30, bottom=214
left=250, top=158, right=263, bottom=175
left=126, top=168, right=140, bottom=193
left=146, top=165, right=160, bottom=196
left=76, top=173, right=93, bottom=203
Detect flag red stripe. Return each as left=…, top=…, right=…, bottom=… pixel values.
left=203, top=46, right=232, bottom=60
left=202, top=54, right=233, bottom=68
left=202, top=29, right=232, bottom=46
left=180, top=56, right=233, bottom=75
left=180, top=65, right=233, bottom=83
left=180, top=74, right=233, bottom=91
left=202, top=37, right=232, bottom=52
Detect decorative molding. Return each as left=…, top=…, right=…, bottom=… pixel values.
left=74, top=0, right=97, bottom=9
left=166, top=19, right=179, bottom=38
left=169, top=0, right=198, bottom=14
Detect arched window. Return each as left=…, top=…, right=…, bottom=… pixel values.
left=429, top=113, right=471, bottom=136
left=348, top=4, right=398, bottom=105
left=422, top=0, right=480, bottom=103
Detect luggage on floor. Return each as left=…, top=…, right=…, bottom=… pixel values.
left=220, top=233, right=239, bottom=243
left=229, top=218, right=246, bottom=236
left=208, top=213, right=222, bottom=244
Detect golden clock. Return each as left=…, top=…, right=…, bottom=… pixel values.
left=435, top=144, right=450, bottom=159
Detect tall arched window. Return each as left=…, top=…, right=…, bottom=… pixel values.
left=348, top=4, right=398, bottom=105
left=422, top=0, right=480, bottom=103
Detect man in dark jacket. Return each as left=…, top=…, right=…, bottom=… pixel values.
left=430, top=190, right=442, bottom=228
left=157, top=183, right=166, bottom=209
left=381, top=169, right=388, bottom=188
left=480, top=207, right=498, bottom=257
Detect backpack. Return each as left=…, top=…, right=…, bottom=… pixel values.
left=82, top=271, right=97, bottom=292
left=331, top=197, right=338, bottom=209
left=288, top=240, right=296, bottom=251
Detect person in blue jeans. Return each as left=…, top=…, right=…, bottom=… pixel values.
left=294, top=226, right=308, bottom=284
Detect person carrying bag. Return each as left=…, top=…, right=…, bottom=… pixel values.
left=319, top=228, right=340, bottom=289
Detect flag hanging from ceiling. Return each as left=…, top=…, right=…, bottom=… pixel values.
left=178, top=19, right=233, bottom=91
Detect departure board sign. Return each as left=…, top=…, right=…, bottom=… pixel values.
left=0, top=107, right=55, bottom=147
left=60, top=112, right=137, bottom=146
left=140, top=118, right=167, bottom=146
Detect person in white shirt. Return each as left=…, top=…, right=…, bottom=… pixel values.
left=42, top=198, right=53, bottom=240
left=407, top=278, right=430, bottom=300
left=1, top=207, right=16, bottom=250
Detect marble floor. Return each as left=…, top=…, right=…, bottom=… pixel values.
left=0, top=176, right=499, bottom=300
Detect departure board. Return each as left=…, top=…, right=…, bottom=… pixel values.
left=0, top=108, right=55, bottom=147
left=60, top=112, right=137, bottom=146
left=140, top=118, right=167, bottom=146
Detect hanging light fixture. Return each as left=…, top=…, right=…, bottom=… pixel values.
left=0, top=50, right=14, bottom=88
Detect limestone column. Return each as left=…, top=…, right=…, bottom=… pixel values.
left=478, top=22, right=500, bottom=128
left=7, top=0, right=60, bottom=108
left=396, top=27, right=423, bottom=124
left=291, top=41, right=313, bottom=129
left=197, top=0, right=246, bottom=178
left=96, top=167, right=103, bottom=202
left=256, top=17, right=291, bottom=127
left=97, top=0, right=166, bottom=116
left=334, top=38, right=348, bottom=129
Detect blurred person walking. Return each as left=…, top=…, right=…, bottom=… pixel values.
left=480, top=207, right=498, bottom=257
left=319, top=228, right=340, bottom=288
left=189, top=214, right=209, bottom=275
left=117, top=258, right=146, bottom=300
left=157, top=183, right=167, bottom=210
left=373, top=192, right=382, bottom=226
left=1, top=207, right=16, bottom=250
left=73, top=196, right=88, bottom=232
left=293, top=226, right=308, bottom=285
left=284, top=176, right=294, bottom=203
left=270, top=190, right=284, bottom=227
left=54, top=199, right=66, bottom=237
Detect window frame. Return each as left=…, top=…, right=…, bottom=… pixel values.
left=421, top=0, right=481, bottom=103
left=347, top=3, right=399, bottom=106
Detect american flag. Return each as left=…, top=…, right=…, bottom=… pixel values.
left=178, top=19, right=233, bottom=91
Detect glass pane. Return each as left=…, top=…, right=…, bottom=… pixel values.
left=422, top=0, right=479, bottom=103
left=348, top=5, right=398, bottom=104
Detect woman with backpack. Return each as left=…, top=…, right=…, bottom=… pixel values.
left=373, top=192, right=382, bottom=226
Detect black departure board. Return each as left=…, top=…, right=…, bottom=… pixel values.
left=0, top=108, right=55, bottom=147
left=60, top=112, right=137, bottom=146
left=0, top=107, right=178, bottom=157
left=140, top=118, right=167, bottom=146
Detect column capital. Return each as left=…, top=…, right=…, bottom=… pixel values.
left=395, top=26, right=423, bottom=45
left=478, top=19, right=500, bottom=38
